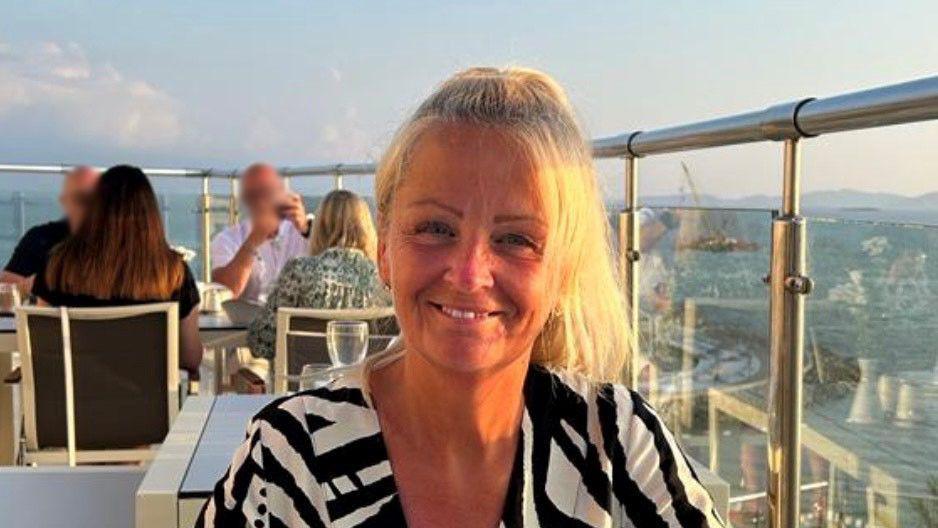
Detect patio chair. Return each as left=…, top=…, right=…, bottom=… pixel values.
left=15, top=302, right=180, bottom=466
left=273, top=306, right=398, bottom=393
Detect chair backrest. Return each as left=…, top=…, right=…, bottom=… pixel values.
left=274, top=306, right=398, bottom=393
left=15, top=303, right=179, bottom=462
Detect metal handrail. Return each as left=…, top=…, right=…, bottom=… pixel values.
left=592, top=75, right=938, bottom=157
left=595, top=73, right=938, bottom=528
left=0, top=162, right=378, bottom=179
left=0, top=162, right=380, bottom=282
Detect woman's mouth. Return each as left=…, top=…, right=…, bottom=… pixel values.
left=429, top=301, right=500, bottom=322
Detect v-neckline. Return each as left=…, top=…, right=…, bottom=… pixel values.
left=350, top=357, right=529, bottom=527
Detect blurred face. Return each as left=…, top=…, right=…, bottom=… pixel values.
left=240, top=164, right=284, bottom=217
left=379, top=123, right=559, bottom=375
left=59, top=166, right=99, bottom=232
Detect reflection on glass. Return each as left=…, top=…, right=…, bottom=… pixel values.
left=801, top=217, right=938, bottom=528
left=688, top=213, right=938, bottom=527
left=637, top=207, right=773, bottom=526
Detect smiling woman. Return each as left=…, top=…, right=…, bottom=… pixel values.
left=197, top=67, right=724, bottom=528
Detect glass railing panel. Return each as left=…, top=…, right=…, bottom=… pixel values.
left=636, top=206, right=775, bottom=526
left=800, top=215, right=938, bottom=528
left=0, top=182, right=348, bottom=288
left=0, top=190, right=61, bottom=271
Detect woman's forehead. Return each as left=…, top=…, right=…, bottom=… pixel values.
left=398, top=122, right=549, bottom=216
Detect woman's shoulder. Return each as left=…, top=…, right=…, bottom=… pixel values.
left=248, top=370, right=377, bottom=444
left=526, top=364, right=643, bottom=421
left=316, top=247, right=374, bottom=268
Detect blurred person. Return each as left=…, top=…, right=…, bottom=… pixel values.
left=210, top=163, right=312, bottom=301
left=0, top=166, right=99, bottom=295
left=32, top=165, right=203, bottom=376
left=247, top=189, right=390, bottom=359
left=199, top=68, right=722, bottom=527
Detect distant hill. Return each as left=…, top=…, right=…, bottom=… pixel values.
left=622, top=189, right=938, bottom=211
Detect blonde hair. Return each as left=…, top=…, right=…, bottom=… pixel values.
left=375, top=67, right=630, bottom=383
left=309, top=189, right=378, bottom=260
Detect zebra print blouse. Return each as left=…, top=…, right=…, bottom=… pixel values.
left=196, top=360, right=724, bottom=527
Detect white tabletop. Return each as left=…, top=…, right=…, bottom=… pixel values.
left=136, top=394, right=277, bottom=528
left=179, top=394, right=277, bottom=498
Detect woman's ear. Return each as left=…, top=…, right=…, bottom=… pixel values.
left=377, top=233, right=390, bottom=288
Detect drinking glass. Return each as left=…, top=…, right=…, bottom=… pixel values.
left=0, top=284, right=20, bottom=313
left=299, top=362, right=334, bottom=391
left=326, top=320, right=369, bottom=367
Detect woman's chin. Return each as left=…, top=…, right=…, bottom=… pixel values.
left=413, top=338, right=518, bottom=375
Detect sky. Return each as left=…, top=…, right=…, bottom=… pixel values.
left=0, top=0, right=936, bottom=201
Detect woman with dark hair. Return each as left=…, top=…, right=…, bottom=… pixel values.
left=33, top=164, right=203, bottom=375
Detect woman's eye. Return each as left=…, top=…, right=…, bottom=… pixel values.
left=496, top=233, right=539, bottom=250
left=414, top=221, right=455, bottom=238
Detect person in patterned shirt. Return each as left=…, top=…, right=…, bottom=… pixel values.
left=247, top=190, right=391, bottom=359
left=201, top=68, right=723, bottom=528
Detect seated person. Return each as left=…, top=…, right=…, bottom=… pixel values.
left=247, top=189, right=391, bottom=359
left=199, top=67, right=722, bottom=528
left=210, top=163, right=312, bottom=302
left=32, top=165, right=203, bottom=377
left=0, top=166, right=98, bottom=296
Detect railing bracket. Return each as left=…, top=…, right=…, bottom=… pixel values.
left=784, top=275, right=814, bottom=295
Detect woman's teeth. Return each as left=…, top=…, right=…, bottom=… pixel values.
left=439, top=305, right=488, bottom=320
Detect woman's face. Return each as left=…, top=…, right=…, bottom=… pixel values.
left=379, top=123, right=558, bottom=375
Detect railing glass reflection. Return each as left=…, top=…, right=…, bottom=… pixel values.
left=630, top=207, right=773, bottom=526
left=704, top=214, right=938, bottom=527
left=804, top=216, right=938, bottom=528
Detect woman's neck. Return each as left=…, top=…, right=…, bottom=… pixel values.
left=373, top=350, right=529, bottom=452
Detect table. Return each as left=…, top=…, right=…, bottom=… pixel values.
left=0, top=312, right=249, bottom=466
left=136, top=394, right=276, bottom=528
left=708, top=380, right=938, bottom=528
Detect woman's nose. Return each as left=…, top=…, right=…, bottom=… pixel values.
left=444, top=237, right=494, bottom=292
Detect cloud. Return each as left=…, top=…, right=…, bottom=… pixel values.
left=243, top=115, right=284, bottom=153
left=237, top=67, right=377, bottom=162
left=0, top=40, right=182, bottom=150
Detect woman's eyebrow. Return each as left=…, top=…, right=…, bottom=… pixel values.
left=494, top=213, right=546, bottom=227
left=407, top=198, right=463, bottom=218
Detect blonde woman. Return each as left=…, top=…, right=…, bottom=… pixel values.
left=247, top=189, right=390, bottom=359
left=201, top=68, right=723, bottom=527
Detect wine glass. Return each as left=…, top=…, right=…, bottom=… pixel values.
left=0, top=284, right=20, bottom=314
left=326, top=320, right=369, bottom=367
left=299, top=362, right=334, bottom=391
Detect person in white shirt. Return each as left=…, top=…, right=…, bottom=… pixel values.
left=210, top=163, right=312, bottom=301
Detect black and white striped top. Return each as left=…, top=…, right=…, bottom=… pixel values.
left=196, top=360, right=724, bottom=527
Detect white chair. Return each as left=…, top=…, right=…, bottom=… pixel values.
left=273, top=306, right=397, bottom=393
left=15, top=302, right=180, bottom=466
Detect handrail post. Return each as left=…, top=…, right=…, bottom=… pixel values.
left=620, top=156, right=641, bottom=388
left=200, top=176, right=212, bottom=284
left=228, top=174, right=239, bottom=226
left=334, top=173, right=344, bottom=190
left=767, top=138, right=811, bottom=528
